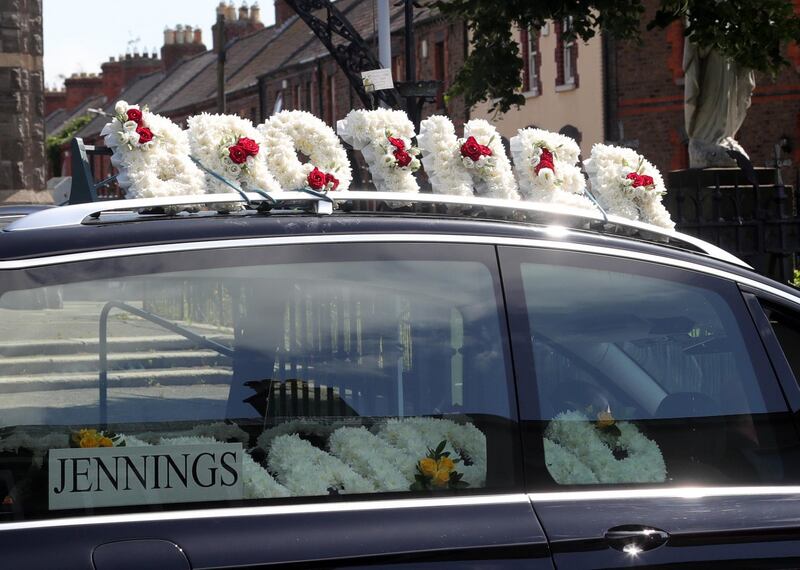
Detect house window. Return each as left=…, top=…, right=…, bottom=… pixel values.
left=293, top=84, right=301, bottom=110
left=520, top=27, right=541, bottom=95
left=326, top=75, right=336, bottom=125
left=392, top=55, right=403, bottom=83
left=556, top=17, right=578, bottom=89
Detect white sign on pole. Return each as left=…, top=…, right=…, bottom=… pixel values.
left=361, top=68, right=394, bottom=92
left=49, top=443, right=244, bottom=510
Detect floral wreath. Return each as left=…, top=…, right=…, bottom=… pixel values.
left=509, top=128, right=594, bottom=210
left=583, top=144, right=675, bottom=230
left=418, top=116, right=518, bottom=199
left=186, top=113, right=281, bottom=195
left=258, top=110, right=352, bottom=193
left=337, top=109, right=421, bottom=193
left=543, top=409, right=666, bottom=484
left=100, top=100, right=206, bottom=199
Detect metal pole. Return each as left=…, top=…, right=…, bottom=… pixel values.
left=404, top=0, right=417, bottom=127
left=377, top=0, right=391, bottom=70
left=216, top=12, right=227, bottom=114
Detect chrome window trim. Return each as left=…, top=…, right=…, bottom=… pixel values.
left=0, top=493, right=529, bottom=531
left=0, top=233, right=794, bottom=304
left=528, top=486, right=800, bottom=502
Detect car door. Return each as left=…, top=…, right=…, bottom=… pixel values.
left=499, top=245, right=800, bottom=569
left=0, top=239, right=552, bottom=569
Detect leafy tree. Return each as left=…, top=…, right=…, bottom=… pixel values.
left=45, top=114, right=92, bottom=177
left=434, top=0, right=800, bottom=113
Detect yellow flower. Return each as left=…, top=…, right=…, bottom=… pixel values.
left=80, top=435, right=99, bottom=448
left=596, top=410, right=615, bottom=429
left=437, top=457, right=455, bottom=472
left=419, top=458, right=437, bottom=477
left=434, top=469, right=451, bottom=487
left=97, top=437, right=114, bottom=448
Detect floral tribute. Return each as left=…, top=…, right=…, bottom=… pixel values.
left=412, top=440, right=470, bottom=491
left=543, top=409, right=666, bottom=485
left=337, top=109, right=421, bottom=193
left=187, top=113, right=281, bottom=195
left=418, top=116, right=518, bottom=199
left=100, top=100, right=206, bottom=199
left=258, top=110, right=352, bottom=192
left=583, top=144, right=675, bottom=230
left=70, top=428, right=125, bottom=449
left=509, top=128, right=594, bottom=210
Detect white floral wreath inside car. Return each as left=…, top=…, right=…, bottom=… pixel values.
left=258, top=110, right=352, bottom=193
left=543, top=409, right=666, bottom=485
left=418, top=115, right=518, bottom=200
left=100, top=100, right=206, bottom=199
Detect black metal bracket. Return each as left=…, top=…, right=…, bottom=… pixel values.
left=69, top=137, right=114, bottom=205
left=283, top=0, right=401, bottom=110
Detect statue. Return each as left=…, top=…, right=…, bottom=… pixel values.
left=683, top=39, right=756, bottom=168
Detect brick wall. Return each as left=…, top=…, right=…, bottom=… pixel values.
left=0, top=0, right=47, bottom=202
left=613, top=0, right=800, bottom=185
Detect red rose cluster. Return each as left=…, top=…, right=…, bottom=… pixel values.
left=388, top=136, right=413, bottom=168
left=534, top=148, right=555, bottom=175
left=307, top=167, right=340, bottom=191
left=126, top=108, right=153, bottom=144
left=460, top=136, right=492, bottom=162
left=229, top=137, right=260, bottom=165
left=626, top=172, right=655, bottom=188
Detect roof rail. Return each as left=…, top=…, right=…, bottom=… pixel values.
left=3, top=191, right=748, bottom=268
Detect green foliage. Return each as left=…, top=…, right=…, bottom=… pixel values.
left=45, top=114, right=92, bottom=177
left=435, top=0, right=800, bottom=114
left=793, top=268, right=800, bottom=288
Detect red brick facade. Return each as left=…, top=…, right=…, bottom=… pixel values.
left=610, top=0, right=800, bottom=185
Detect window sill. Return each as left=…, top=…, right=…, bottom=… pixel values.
left=523, top=90, right=541, bottom=99
left=555, top=83, right=577, bottom=93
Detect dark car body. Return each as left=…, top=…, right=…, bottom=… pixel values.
left=2, top=192, right=800, bottom=569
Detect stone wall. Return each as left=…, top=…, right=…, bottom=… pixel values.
left=0, top=0, right=48, bottom=203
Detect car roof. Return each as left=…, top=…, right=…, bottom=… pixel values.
left=0, top=192, right=796, bottom=300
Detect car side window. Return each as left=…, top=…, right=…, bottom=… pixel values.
left=501, top=247, right=800, bottom=488
left=0, top=243, right=521, bottom=522
left=758, top=299, right=800, bottom=385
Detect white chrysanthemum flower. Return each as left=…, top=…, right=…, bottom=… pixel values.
left=584, top=143, right=675, bottom=229
left=258, top=110, right=352, bottom=192
left=510, top=127, right=594, bottom=210
left=337, top=109, right=421, bottom=193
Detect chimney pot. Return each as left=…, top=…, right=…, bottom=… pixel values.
left=194, top=28, right=203, bottom=44
left=250, top=1, right=261, bottom=23
left=239, top=1, right=249, bottom=21
left=164, top=27, right=175, bottom=45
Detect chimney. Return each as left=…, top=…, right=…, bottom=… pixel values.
left=239, top=2, right=249, bottom=21
left=250, top=2, right=261, bottom=23
left=63, top=72, right=103, bottom=111
left=164, top=26, right=175, bottom=45
left=162, top=22, right=207, bottom=69
left=225, top=1, right=236, bottom=20
left=44, top=88, right=67, bottom=116
left=274, top=0, right=293, bottom=26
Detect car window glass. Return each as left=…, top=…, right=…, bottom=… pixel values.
left=758, top=299, right=800, bottom=385
left=0, top=244, right=519, bottom=522
left=513, top=254, right=800, bottom=487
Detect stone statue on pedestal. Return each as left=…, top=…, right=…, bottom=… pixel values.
left=683, top=39, right=756, bottom=168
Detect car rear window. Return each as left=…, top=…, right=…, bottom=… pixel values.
left=0, top=243, right=520, bottom=521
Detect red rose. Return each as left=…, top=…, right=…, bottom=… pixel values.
left=460, top=136, right=483, bottom=162
left=237, top=137, right=260, bottom=156
left=127, top=108, right=143, bottom=123
left=394, top=149, right=412, bottom=168
left=307, top=167, right=327, bottom=190
left=626, top=172, right=641, bottom=186
left=388, top=136, right=406, bottom=151
left=135, top=126, right=153, bottom=144
left=229, top=144, right=248, bottom=164
left=325, top=172, right=340, bottom=191
left=479, top=144, right=493, bottom=157
left=534, top=148, right=555, bottom=174
left=639, top=174, right=654, bottom=187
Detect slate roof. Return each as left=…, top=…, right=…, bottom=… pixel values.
left=45, top=94, right=105, bottom=136
left=76, top=70, right=166, bottom=139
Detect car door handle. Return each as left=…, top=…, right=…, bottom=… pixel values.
left=605, top=525, right=670, bottom=553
